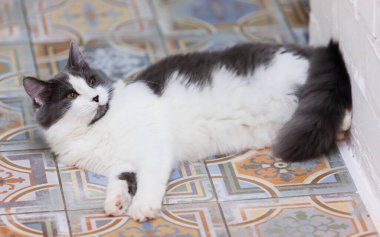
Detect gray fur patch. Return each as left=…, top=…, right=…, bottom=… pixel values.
left=136, top=43, right=311, bottom=95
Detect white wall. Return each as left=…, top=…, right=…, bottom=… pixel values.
left=310, top=0, right=380, bottom=229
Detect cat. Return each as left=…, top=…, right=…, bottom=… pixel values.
left=23, top=41, right=352, bottom=222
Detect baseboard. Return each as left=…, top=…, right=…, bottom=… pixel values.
left=338, top=142, right=380, bottom=232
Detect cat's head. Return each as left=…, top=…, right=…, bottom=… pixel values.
left=23, top=42, right=114, bottom=128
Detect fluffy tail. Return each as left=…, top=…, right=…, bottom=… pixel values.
left=273, top=41, right=352, bottom=162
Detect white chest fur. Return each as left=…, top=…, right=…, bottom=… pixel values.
left=45, top=81, right=162, bottom=174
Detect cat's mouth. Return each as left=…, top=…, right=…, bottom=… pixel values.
left=89, top=103, right=109, bottom=125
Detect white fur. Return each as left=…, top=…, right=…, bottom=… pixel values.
left=45, top=50, right=309, bottom=221
left=337, top=110, right=352, bottom=140
left=341, top=110, right=352, bottom=131
left=104, top=165, right=132, bottom=216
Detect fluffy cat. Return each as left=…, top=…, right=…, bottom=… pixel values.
left=23, top=41, right=352, bottom=222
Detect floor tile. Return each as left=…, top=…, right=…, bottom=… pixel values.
left=0, top=96, right=47, bottom=151
left=206, top=148, right=356, bottom=201
left=24, top=0, right=154, bottom=42
left=289, top=26, right=309, bottom=44
left=0, top=34, right=40, bottom=152
left=153, top=0, right=295, bottom=53
left=279, top=0, right=310, bottom=28
left=164, top=161, right=215, bottom=204
left=59, top=161, right=215, bottom=210
left=164, top=28, right=294, bottom=54
left=164, top=31, right=248, bottom=53
left=0, top=150, right=64, bottom=214
left=153, top=0, right=268, bottom=33
left=68, top=203, right=227, bottom=237
left=0, top=211, right=69, bottom=237
left=0, top=0, right=29, bottom=43
left=58, top=166, right=107, bottom=210
left=24, top=0, right=166, bottom=80
left=221, top=193, right=378, bottom=237
left=279, top=0, right=310, bottom=44
left=0, top=44, right=37, bottom=97
left=32, top=34, right=166, bottom=80
left=0, top=0, right=377, bottom=235
left=82, top=37, right=165, bottom=79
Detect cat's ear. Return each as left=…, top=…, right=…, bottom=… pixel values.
left=66, top=41, right=89, bottom=69
left=23, top=77, right=50, bottom=107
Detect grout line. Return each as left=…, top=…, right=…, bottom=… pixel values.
left=20, top=2, right=73, bottom=235
left=147, top=0, right=169, bottom=56
left=215, top=201, right=231, bottom=237
left=20, top=0, right=40, bottom=78
left=0, top=210, right=67, bottom=217
left=150, top=190, right=360, bottom=207
left=204, top=160, right=232, bottom=237
left=0, top=145, right=50, bottom=153
left=54, top=157, right=73, bottom=237
left=211, top=191, right=360, bottom=205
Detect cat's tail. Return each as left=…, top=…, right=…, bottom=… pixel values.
left=273, top=40, right=352, bottom=162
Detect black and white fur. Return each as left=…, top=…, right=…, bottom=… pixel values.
left=23, top=41, right=352, bottom=222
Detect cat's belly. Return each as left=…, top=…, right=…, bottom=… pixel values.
left=167, top=94, right=298, bottom=161
left=170, top=112, right=291, bottom=161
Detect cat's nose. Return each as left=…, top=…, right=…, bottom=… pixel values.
left=92, top=95, right=99, bottom=102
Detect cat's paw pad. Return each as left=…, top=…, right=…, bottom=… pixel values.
left=127, top=199, right=161, bottom=222
left=104, top=192, right=131, bottom=216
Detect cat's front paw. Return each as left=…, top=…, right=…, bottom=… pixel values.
left=104, top=191, right=131, bottom=216
left=127, top=197, right=162, bottom=222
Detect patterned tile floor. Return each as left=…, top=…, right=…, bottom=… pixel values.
left=0, top=0, right=378, bottom=236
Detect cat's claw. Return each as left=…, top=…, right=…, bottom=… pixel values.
left=104, top=192, right=131, bottom=216
left=127, top=199, right=161, bottom=222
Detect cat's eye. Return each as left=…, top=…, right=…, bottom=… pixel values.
left=88, top=76, right=96, bottom=86
left=66, top=92, right=78, bottom=99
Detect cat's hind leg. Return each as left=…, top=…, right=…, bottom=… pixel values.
left=337, top=110, right=352, bottom=141
left=104, top=165, right=136, bottom=216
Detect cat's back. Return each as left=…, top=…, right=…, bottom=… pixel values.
left=139, top=43, right=311, bottom=109
left=136, top=43, right=311, bottom=96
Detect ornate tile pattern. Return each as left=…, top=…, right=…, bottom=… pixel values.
left=0, top=44, right=36, bottom=97
left=279, top=0, right=310, bottom=44
left=83, top=37, right=166, bottom=78
left=0, top=150, right=63, bottom=214
left=0, top=32, right=41, bottom=152
left=0, top=0, right=29, bottom=43
left=24, top=0, right=165, bottom=79
left=164, top=162, right=215, bottom=204
left=164, top=28, right=295, bottom=54
left=222, top=194, right=378, bottom=237
left=68, top=203, right=227, bottom=237
left=0, top=212, right=69, bottom=237
left=153, top=0, right=295, bottom=53
left=154, top=0, right=265, bottom=32
left=58, top=166, right=107, bottom=210
left=0, top=0, right=378, bottom=236
left=25, top=0, right=154, bottom=42
left=0, top=97, right=47, bottom=151
left=206, top=148, right=356, bottom=201
left=279, top=0, right=310, bottom=28
left=32, top=35, right=166, bottom=80
left=60, top=161, right=215, bottom=210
